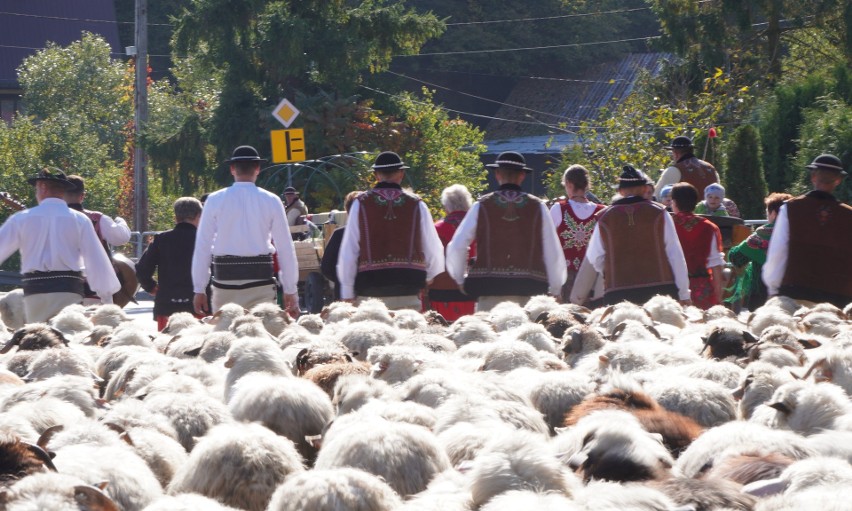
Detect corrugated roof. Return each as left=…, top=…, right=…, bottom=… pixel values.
left=0, top=1, right=121, bottom=88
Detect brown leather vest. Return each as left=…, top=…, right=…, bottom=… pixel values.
left=465, top=189, right=548, bottom=297
left=596, top=199, right=675, bottom=293
left=675, top=156, right=718, bottom=199
left=356, top=188, right=425, bottom=273
left=780, top=192, right=852, bottom=303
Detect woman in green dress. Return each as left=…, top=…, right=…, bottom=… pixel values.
left=726, top=192, right=792, bottom=310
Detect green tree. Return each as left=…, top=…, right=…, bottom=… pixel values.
left=724, top=124, right=767, bottom=218
left=171, top=0, right=445, bottom=159
left=793, top=96, right=852, bottom=203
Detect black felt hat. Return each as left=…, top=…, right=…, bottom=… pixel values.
left=617, top=165, right=649, bottom=189
left=486, top=151, right=532, bottom=172
left=226, top=145, right=268, bottom=164
left=283, top=186, right=298, bottom=195
left=371, top=151, right=409, bottom=171
left=663, top=136, right=694, bottom=150
left=806, top=154, right=846, bottom=175
left=27, top=167, right=75, bottom=189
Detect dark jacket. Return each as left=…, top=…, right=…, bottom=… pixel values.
left=320, top=227, right=344, bottom=300
left=136, top=222, right=197, bottom=317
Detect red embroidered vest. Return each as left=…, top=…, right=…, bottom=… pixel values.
left=556, top=200, right=605, bottom=272
left=673, top=212, right=721, bottom=276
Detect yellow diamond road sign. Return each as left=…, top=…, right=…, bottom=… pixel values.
left=271, top=129, right=305, bottom=163
left=272, top=98, right=300, bottom=128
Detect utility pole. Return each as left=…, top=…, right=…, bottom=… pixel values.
left=133, top=0, right=149, bottom=232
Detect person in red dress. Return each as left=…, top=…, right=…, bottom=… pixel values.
left=428, top=185, right=476, bottom=321
left=670, top=183, right=725, bottom=309
left=549, top=165, right=606, bottom=302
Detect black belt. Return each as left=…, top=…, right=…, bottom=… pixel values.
left=689, top=271, right=710, bottom=278
left=212, top=254, right=274, bottom=281
left=22, top=271, right=85, bottom=297
left=211, top=278, right=276, bottom=290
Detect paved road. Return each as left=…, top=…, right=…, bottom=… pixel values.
left=123, top=293, right=158, bottom=333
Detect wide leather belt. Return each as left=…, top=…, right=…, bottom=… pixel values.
left=212, top=254, right=274, bottom=281
left=22, top=271, right=85, bottom=297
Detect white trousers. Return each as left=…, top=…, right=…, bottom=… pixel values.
left=23, top=292, right=82, bottom=323
left=212, top=281, right=277, bottom=312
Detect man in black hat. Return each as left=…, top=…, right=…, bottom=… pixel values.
left=283, top=186, right=308, bottom=227
left=763, top=154, right=852, bottom=307
left=585, top=165, right=691, bottom=305
left=0, top=168, right=120, bottom=322
left=337, top=151, right=444, bottom=310
left=192, top=145, right=299, bottom=316
left=446, top=151, right=566, bottom=311
left=654, top=135, right=720, bottom=200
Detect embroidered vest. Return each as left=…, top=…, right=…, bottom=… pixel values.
left=673, top=212, right=721, bottom=277
left=780, top=192, right=852, bottom=304
left=355, top=187, right=427, bottom=296
left=556, top=200, right=605, bottom=272
left=597, top=200, right=675, bottom=293
left=465, top=190, right=548, bottom=297
left=674, top=156, right=718, bottom=200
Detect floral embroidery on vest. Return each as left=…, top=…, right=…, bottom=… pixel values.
left=492, top=190, right=529, bottom=221
left=817, top=204, right=832, bottom=226
left=370, top=188, right=408, bottom=220
left=560, top=211, right=595, bottom=250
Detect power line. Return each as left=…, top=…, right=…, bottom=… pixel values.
left=384, top=70, right=570, bottom=122
left=397, top=67, right=629, bottom=84
left=0, top=10, right=172, bottom=26
left=395, top=34, right=661, bottom=57
left=444, top=6, right=652, bottom=26
left=0, top=43, right=173, bottom=58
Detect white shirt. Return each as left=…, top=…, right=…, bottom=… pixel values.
left=0, top=198, right=121, bottom=302
left=706, top=236, right=725, bottom=268
left=654, top=165, right=682, bottom=199
left=336, top=191, right=444, bottom=300
left=97, top=214, right=131, bottom=246
left=191, top=182, right=298, bottom=295
left=446, top=199, right=567, bottom=296
left=762, top=203, right=790, bottom=296
left=584, top=198, right=691, bottom=300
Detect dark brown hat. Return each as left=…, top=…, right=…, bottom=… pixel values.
left=486, top=151, right=532, bottom=172
left=226, top=145, right=268, bottom=164
left=617, top=165, right=648, bottom=189
left=66, top=175, right=85, bottom=194
left=806, top=154, right=846, bottom=175
left=27, top=167, right=75, bottom=189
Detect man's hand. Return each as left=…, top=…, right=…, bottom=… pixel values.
left=193, top=293, right=210, bottom=316
left=284, top=293, right=300, bottom=318
left=679, top=299, right=693, bottom=307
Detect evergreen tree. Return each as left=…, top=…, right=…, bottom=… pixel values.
left=724, top=124, right=767, bottom=219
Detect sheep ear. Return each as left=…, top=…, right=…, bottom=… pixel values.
left=647, top=325, right=662, bottom=339
left=570, top=312, right=587, bottom=324
left=768, top=401, right=792, bottom=414
left=599, top=305, right=615, bottom=324
left=184, top=346, right=202, bottom=357
left=797, top=338, right=822, bottom=349
left=49, top=327, right=70, bottom=345
left=598, top=355, right=610, bottom=366
left=296, top=348, right=311, bottom=374
left=73, top=484, right=119, bottom=511
left=23, top=442, right=58, bottom=471
left=37, top=425, right=64, bottom=450
left=0, top=330, right=22, bottom=354
left=611, top=322, right=627, bottom=340
left=742, top=330, right=759, bottom=345
left=535, top=311, right=550, bottom=324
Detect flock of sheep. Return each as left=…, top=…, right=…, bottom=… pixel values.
left=0, top=287, right=851, bottom=511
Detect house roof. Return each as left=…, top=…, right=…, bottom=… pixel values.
left=0, top=1, right=121, bottom=89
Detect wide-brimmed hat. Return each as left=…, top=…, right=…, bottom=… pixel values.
left=486, top=151, right=532, bottom=172
left=225, top=145, right=268, bottom=164
left=283, top=186, right=298, bottom=195
left=806, top=154, right=846, bottom=175
left=617, top=165, right=648, bottom=189
left=371, top=151, right=409, bottom=171
left=27, top=167, right=75, bottom=189
left=663, top=136, right=694, bottom=150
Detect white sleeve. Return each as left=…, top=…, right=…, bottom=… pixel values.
left=654, top=166, right=681, bottom=198
left=0, top=213, right=21, bottom=265
left=191, top=199, right=217, bottom=293
left=707, top=232, right=724, bottom=268
left=270, top=197, right=299, bottom=295
left=98, top=214, right=132, bottom=245
left=446, top=202, right=479, bottom=285
left=418, top=202, right=445, bottom=281
left=540, top=202, right=567, bottom=295
left=549, top=203, right=562, bottom=230
left=763, top=205, right=789, bottom=295
left=570, top=256, right=597, bottom=304
left=80, top=218, right=121, bottom=302
left=585, top=225, right=606, bottom=274
left=336, top=199, right=362, bottom=300
left=662, top=212, right=691, bottom=300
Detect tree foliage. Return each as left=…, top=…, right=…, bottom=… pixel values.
left=724, top=124, right=767, bottom=219
left=793, top=96, right=852, bottom=202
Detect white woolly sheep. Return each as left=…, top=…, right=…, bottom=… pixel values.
left=88, top=304, right=131, bottom=327
left=223, top=337, right=292, bottom=401
left=321, top=301, right=357, bottom=323
left=466, top=429, right=576, bottom=508
left=0, top=472, right=121, bottom=511
left=399, top=368, right=474, bottom=408
left=228, top=372, right=333, bottom=461
left=572, top=480, right=678, bottom=511
left=479, top=490, right=580, bottom=511
left=487, top=301, right=529, bottom=332
left=560, top=324, right=607, bottom=367
left=48, top=307, right=94, bottom=338
left=522, top=370, right=595, bottom=433
left=433, top=393, right=550, bottom=437
left=437, top=421, right=516, bottom=467
left=754, top=380, right=852, bottom=435
left=749, top=307, right=799, bottom=337
left=349, top=298, right=394, bottom=325
left=265, top=468, right=403, bottom=511
left=643, top=294, right=687, bottom=328
left=0, top=289, right=26, bottom=329
left=479, top=340, right=544, bottom=372
left=335, top=320, right=398, bottom=361
left=249, top=302, right=290, bottom=337
left=523, top=294, right=559, bottom=322
left=296, top=313, right=325, bottom=334
left=167, top=422, right=304, bottom=511
left=367, top=344, right=442, bottom=384
left=801, top=348, right=852, bottom=396
left=745, top=456, right=852, bottom=500
left=142, top=392, right=232, bottom=451
left=5, top=397, right=87, bottom=435
left=23, top=347, right=96, bottom=382
left=393, top=308, right=429, bottom=330
left=196, top=331, right=236, bottom=362
left=315, top=415, right=450, bottom=497
left=2, top=375, right=102, bottom=417
left=332, top=373, right=397, bottom=415
left=501, top=323, right=558, bottom=354
left=645, top=376, right=737, bottom=428
left=733, top=361, right=796, bottom=420
left=142, top=493, right=242, bottom=510
left=396, top=332, right=457, bottom=354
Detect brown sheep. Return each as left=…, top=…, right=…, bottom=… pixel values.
left=564, top=386, right=704, bottom=455
left=0, top=324, right=69, bottom=354
left=0, top=430, right=57, bottom=484
left=302, top=361, right=370, bottom=397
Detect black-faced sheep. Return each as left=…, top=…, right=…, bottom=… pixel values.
left=1, top=324, right=68, bottom=354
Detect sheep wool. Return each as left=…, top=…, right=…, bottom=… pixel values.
left=265, top=468, right=403, bottom=511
